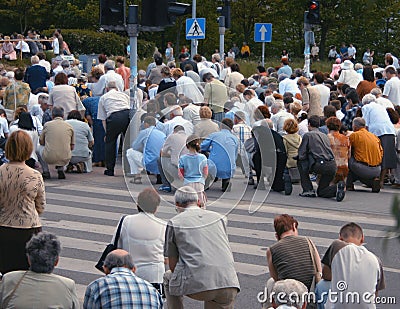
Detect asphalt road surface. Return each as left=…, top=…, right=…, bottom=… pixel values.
left=41, top=163, right=400, bottom=308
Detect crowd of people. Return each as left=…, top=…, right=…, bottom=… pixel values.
left=0, top=40, right=396, bottom=307
left=0, top=185, right=385, bottom=308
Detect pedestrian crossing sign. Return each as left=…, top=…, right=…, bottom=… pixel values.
left=186, top=18, right=206, bottom=40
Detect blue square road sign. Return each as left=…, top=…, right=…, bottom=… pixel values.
left=254, top=23, right=272, bottom=43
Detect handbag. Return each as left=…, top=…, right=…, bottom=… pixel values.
left=95, top=216, right=126, bottom=272
left=306, top=237, right=322, bottom=291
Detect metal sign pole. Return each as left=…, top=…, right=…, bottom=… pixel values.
left=190, top=0, right=197, bottom=58
left=127, top=5, right=139, bottom=115
left=219, top=16, right=225, bottom=60
left=262, top=42, right=265, bottom=67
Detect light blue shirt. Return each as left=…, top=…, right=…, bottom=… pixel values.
left=362, top=102, right=395, bottom=137
left=179, top=153, right=208, bottom=185
left=132, top=126, right=166, bottom=174
left=277, top=65, right=292, bottom=77
left=201, top=129, right=239, bottom=179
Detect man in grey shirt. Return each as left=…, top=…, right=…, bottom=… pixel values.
left=164, top=186, right=240, bottom=308
left=297, top=115, right=345, bottom=201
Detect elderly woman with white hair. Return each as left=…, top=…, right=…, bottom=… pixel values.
left=362, top=93, right=397, bottom=188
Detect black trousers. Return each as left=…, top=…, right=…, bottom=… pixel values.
left=105, top=109, right=130, bottom=171
left=298, top=159, right=337, bottom=198
left=253, top=152, right=286, bottom=192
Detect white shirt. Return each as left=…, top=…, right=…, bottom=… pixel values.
left=376, top=97, right=394, bottom=109
left=383, top=76, right=400, bottom=106
left=176, top=76, right=204, bottom=104
left=326, top=243, right=383, bottom=309
left=183, top=104, right=201, bottom=125
left=337, top=69, right=362, bottom=89
left=336, top=110, right=345, bottom=120
left=89, top=70, right=124, bottom=97
left=52, top=38, right=59, bottom=54
left=313, top=84, right=330, bottom=108
left=348, top=46, right=356, bottom=58
left=0, top=117, right=9, bottom=138
left=244, top=97, right=263, bottom=125
left=158, top=115, right=194, bottom=136
left=116, top=213, right=166, bottom=283
left=271, top=110, right=295, bottom=135
left=279, top=78, right=300, bottom=96
left=362, top=102, right=395, bottom=137
left=97, top=89, right=130, bottom=120
left=16, top=40, right=30, bottom=53
left=39, top=59, right=51, bottom=73
left=298, top=119, right=309, bottom=137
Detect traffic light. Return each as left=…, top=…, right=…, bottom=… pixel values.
left=305, top=1, right=320, bottom=24
left=100, top=0, right=126, bottom=29
left=217, top=3, right=231, bottom=28
left=141, top=0, right=191, bottom=27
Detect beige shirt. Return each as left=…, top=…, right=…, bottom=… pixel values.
left=97, top=89, right=130, bottom=120
left=48, top=85, right=85, bottom=119
left=0, top=270, right=79, bottom=308
left=301, top=85, right=322, bottom=116
left=40, top=117, right=74, bottom=166
left=0, top=163, right=45, bottom=228
left=204, top=79, right=228, bottom=114
left=194, top=119, right=220, bottom=140
left=161, top=130, right=189, bottom=166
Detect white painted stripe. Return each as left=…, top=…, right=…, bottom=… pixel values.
left=46, top=190, right=396, bottom=227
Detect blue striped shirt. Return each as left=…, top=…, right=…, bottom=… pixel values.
left=83, top=267, right=163, bottom=308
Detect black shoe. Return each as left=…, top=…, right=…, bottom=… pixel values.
left=284, top=174, right=293, bottom=195
left=104, top=169, right=115, bottom=176
left=371, top=178, right=381, bottom=193
left=336, top=181, right=345, bottom=202
left=42, top=172, right=51, bottom=179
left=222, top=179, right=231, bottom=192
left=58, top=170, right=66, bottom=179
left=248, top=178, right=255, bottom=185
left=156, top=174, right=162, bottom=184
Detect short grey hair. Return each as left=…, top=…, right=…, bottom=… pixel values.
left=106, top=79, right=118, bottom=90
left=31, top=55, right=39, bottom=64
left=362, top=93, right=376, bottom=105
left=52, top=106, right=64, bottom=118
left=272, top=279, right=308, bottom=308
left=353, top=117, right=366, bottom=129
left=60, top=60, right=70, bottom=68
left=370, top=87, right=382, bottom=97
left=104, top=251, right=135, bottom=270
left=26, top=232, right=61, bottom=273
left=104, top=60, right=116, bottom=71
left=265, top=95, right=275, bottom=107
left=174, top=186, right=198, bottom=207
left=271, top=101, right=283, bottom=111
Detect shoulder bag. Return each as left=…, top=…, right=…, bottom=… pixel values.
left=306, top=237, right=322, bottom=291
left=95, top=215, right=126, bottom=272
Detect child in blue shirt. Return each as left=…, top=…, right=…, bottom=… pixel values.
left=178, top=135, right=208, bottom=208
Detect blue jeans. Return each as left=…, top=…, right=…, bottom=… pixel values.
left=315, top=279, right=331, bottom=309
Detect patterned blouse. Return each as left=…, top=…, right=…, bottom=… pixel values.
left=0, top=163, right=45, bottom=228
left=328, top=131, right=350, bottom=168
left=3, top=81, right=31, bottom=110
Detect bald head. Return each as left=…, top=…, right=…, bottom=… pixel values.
left=103, top=249, right=135, bottom=274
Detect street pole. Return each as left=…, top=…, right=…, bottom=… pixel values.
left=304, top=12, right=312, bottom=78
left=219, top=16, right=225, bottom=60
left=127, top=5, right=139, bottom=116
left=190, top=0, right=197, bottom=58
left=261, top=42, right=265, bottom=67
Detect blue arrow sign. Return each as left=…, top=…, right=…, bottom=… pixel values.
left=254, top=23, right=272, bottom=43
left=186, top=18, right=206, bottom=40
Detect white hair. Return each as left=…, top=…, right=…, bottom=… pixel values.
left=272, top=279, right=308, bottom=308
left=362, top=93, right=376, bottom=105
left=174, top=186, right=198, bottom=207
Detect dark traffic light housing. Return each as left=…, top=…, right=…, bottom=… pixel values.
left=100, top=0, right=126, bottom=31
left=305, top=1, right=320, bottom=24
left=141, top=0, right=191, bottom=27
left=216, top=2, right=231, bottom=28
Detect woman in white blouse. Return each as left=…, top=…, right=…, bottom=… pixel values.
left=115, top=188, right=167, bottom=295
